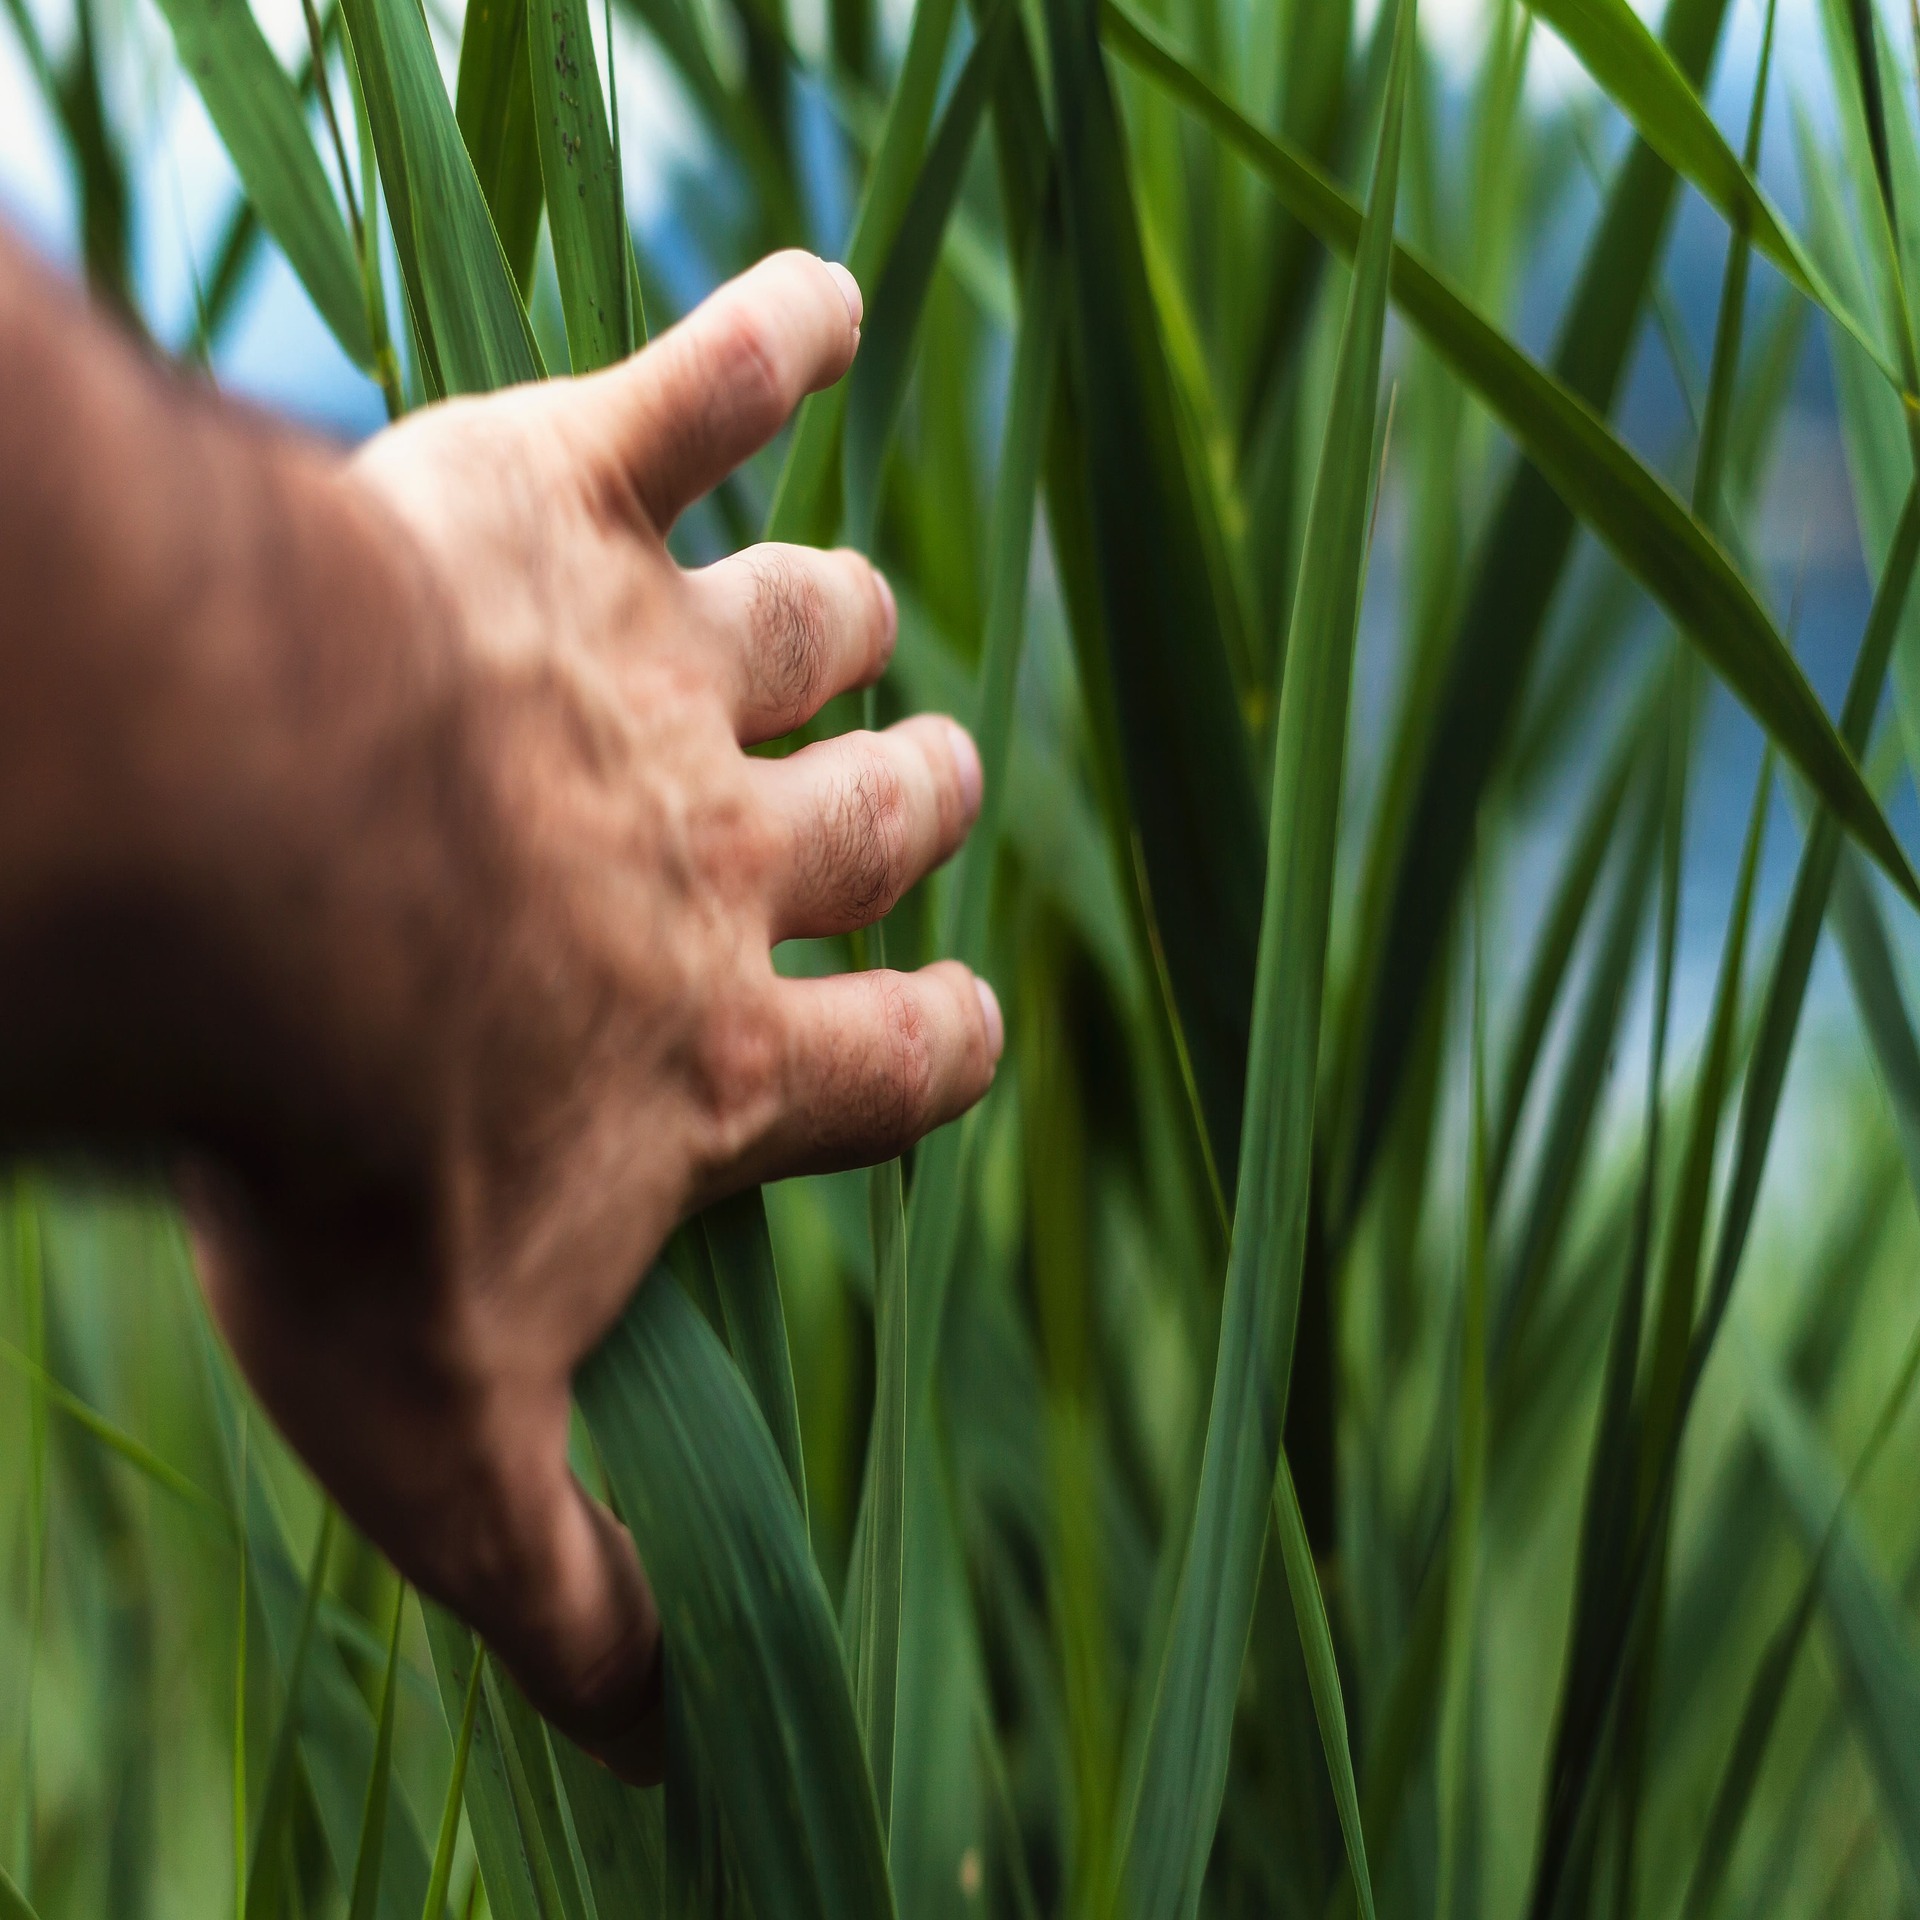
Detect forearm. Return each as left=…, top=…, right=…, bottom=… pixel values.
left=0, top=231, right=463, bottom=1189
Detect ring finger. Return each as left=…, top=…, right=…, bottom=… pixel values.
left=756, top=714, right=983, bottom=941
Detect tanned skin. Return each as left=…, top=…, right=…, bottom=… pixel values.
left=0, top=236, right=1002, bottom=1779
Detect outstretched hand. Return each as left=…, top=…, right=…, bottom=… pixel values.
left=183, top=252, right=1001, bottom=1777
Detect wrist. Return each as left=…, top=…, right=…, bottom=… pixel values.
left=0, top=330, right=474, bottom=1203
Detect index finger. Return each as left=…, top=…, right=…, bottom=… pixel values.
left=582, top=251, right=862, bottom=531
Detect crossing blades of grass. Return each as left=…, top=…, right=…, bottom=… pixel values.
left=525, top=0, right=635, bottom=371
left=844, top=1148, right=906, bottom=1841
left=685, top=1193, right=807, bottom=1516
left=346, top=1586, right=408, bottom=1920
left=764, top=0, right=960, bottom=545
left=548, top=1733, right=665, bottom=1912
left=1488, top=683, right=1655, bottom=1198
left=0, top=1868, right=36, bottom=1920
left=423, top=1642, right=484, bottom=1920
left=422, top=1604, right=543, bottom=1920
left=1521, top=0, right=1898, bottom=395
left=245, top=1505, right=338, bottom=1919
left=1687, top=1320, right=1920, bottom=1917
left=454, top=0, right=542, bottom=291
left=0, top=1336, right=229, bottom=1528
left=1205, top=0, right=1738, bottom=1236
left=149, top=0, right=373, bottom=368
left=1044, top=0, right=1266, bottom=1188
left=1101, top=0, right=1916, bottom=922
left=190, top=1305, right=435, bottom=1920
left=1436, top=864, right=1492, bottom=1920
left=1832, top=846, right=1920, bottom=1192
left=1697, top=479, right=1920, bottom=1354
left=1275, top=1452, right=1376, bottom=1920
left=487, top=1664, right=593, bottom=1920
left=1750, top=1358, right=1920, bottom=1892
left=579, top=1272, right=894, bottom=1920
left=842, top=0, right=1013, bottom=549
left=904, top=224, right=1059, bottom=1409
left=1108, top=0, right=1409, bottom=1908
left=342, top=0, right=543, bottom=393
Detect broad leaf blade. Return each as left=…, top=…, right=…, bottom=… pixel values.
left=525, top=0, right=636, bottom=370
left=152, top=0, right=373, bottom=365
left=579, top=1274, right=895, bottom=1920
left=455, top=0, right=543, bottom=291
left=343, top=0, right=544, bottom=393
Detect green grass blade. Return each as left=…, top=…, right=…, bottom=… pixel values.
left=844, top=1150, right=907, bottom=1839
left=579, top=1273, right=895, bottom=1920
left=1102, top=0, right=1916, bottom=913
left=347, top=1587, right=409, bottom=1920
left=422, top=1604, right=544, bottom=1920
left=1698, top=479, right=1920, bottom=1346
left=1641, top=757, right=1768, bottom=1482
left=342, top=0, right=543, bottom=393
left=526, top=0, right=635, bottom=370
left=548, top=1735, right=664, bottom=1914
left=0, top=1867, right=35, bottom=1920
left=699, top=1191, right=807, bottom=1518
left=1496, top=778, right=1661, bottom=1372
left=1043, top=0, right=1267, bottom=1187
left=1488, top=685, right=1654, bottom=1197
left=1686, top=1319, right=1920, bottom=1917
left=455, top=0, right=543, bottom=291
left=1750, top=1360, right=1920, bottom=1891
left=245, top=1506, right=339, bottom=1919
left=1830, top=845, right=1920, bottom=1192
left=0, top=1337, right=229, bottom=1528
left=842, top=0, right=1013, bottom=548
left=764, top=0, right=961, bottom=544
left=190, top=1300, right=436, bottom=1920
left=1274, top=1452, right=1376, bottom=1920
left=1521, top=0, right=1898, bottom=397
left=232, top=1414, right=248, bottom=1920
left=487, top=1665, right=592, bottom=1920
left=1176, top=0, right=1732, bottom=1236
left=1109, top=0, right=1411, bottom=1907
left=903, top=225, right=1060, bottom=1411
left=424, top=1643, right=484, bottom=1920
left=1436, top=862, right=1492, bottom=1920
left=151, top=0, right=373, bottom=366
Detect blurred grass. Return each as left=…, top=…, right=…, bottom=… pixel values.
left=14, top=0, right=1920, bottom=1912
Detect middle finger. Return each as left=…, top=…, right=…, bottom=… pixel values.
left=755, top=715, right=982, bottom=941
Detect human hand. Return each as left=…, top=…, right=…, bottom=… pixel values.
left=183, top=252, right=1002, bottom=1778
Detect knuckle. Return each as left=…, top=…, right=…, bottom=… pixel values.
left=709, top=302, right=787, bottom=427
left=690, top=985, right=783, bottom=1160
left=874, top=976, right=934, bottom=1136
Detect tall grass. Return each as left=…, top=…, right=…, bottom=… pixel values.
left=11, top=0, right=1920, bottom=1910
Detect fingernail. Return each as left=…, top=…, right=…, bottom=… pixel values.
left=822, top=259, right=863, bottom=333
left=974, top=976, right=1005, bottom=1062
left=945, top=719, right=983, bottom=820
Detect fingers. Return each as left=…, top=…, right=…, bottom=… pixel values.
left=585, top=251, right=862, bottom=530
left=744, top=960, right=1005, bottom=1179
left=758, top=715, right=982, bottom=940
left=694, top=542, right=896, bottom=742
